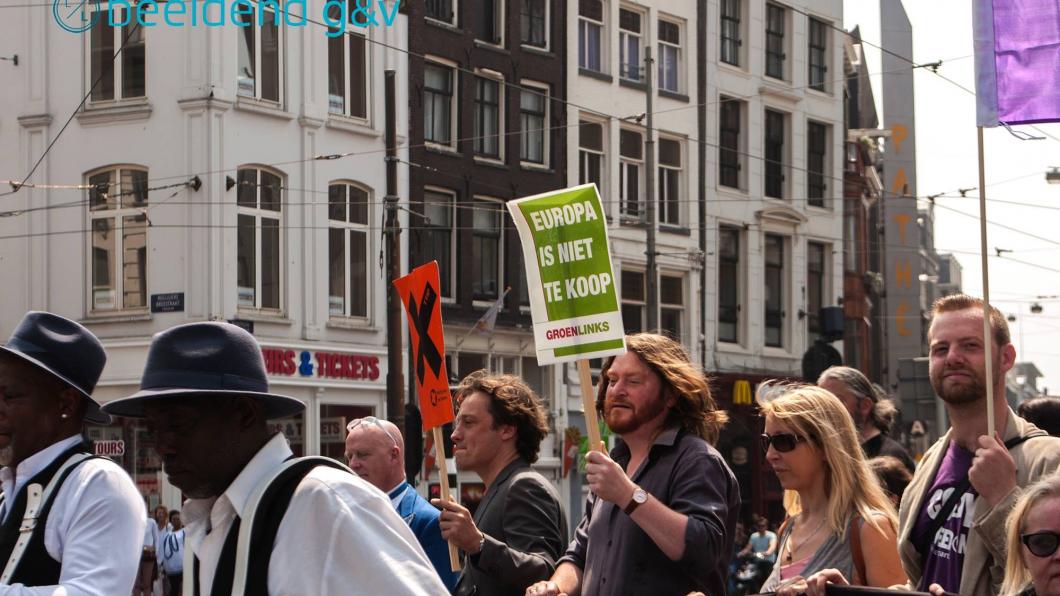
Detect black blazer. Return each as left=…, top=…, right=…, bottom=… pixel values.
left=455, top=459, right=568, bottom=596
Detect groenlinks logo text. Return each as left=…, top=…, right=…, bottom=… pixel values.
left=53, top=0, right=400, bottom=35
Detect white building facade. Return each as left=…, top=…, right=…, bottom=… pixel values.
left=0, top=1, right=408, bottom=507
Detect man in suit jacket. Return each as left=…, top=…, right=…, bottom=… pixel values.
left=345, top=416, right=460, bottom=591
left=432, top=372, right=568, bottom=596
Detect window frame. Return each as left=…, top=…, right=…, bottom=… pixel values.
left=85, top=4, right=146, bottom=104
left=236, top=166, right=285, bottom=313
left=327, top=11, right=369, bottom=121
left=473, top=70, right=505, bottom=161
left=619, top=6, right=644, bottom=83
left=86, top=165, right=150, bottom=313
left=620, top=269, right=646, bottom=334
left=765, top=3, right=786, bottom=80
left=327, top=181, right=372, bottom=320
left=808, top=17, right=829, bottom=92
left=807, top=120, right=829, bottom=206
left=659, top=273, right=684, bottom=340
left=578, top=0, right=606, bottom=73
left=520, top=0, right=549, bottom=50
left=718, top=97, right=742, bottom=189
left=719, top=0, right=741, bottom=67
left=764, top=108, right=787, bottom=199
left=657, top=18, right=682, bottom=94
left=476, top=0, right=504, bottom=45
left=807, top=241, right=827, bottom=342
left=424, top=59, right=458, bottom=150
left=718, top=226, right=741, bottom=344
left=470, top=197, right=505, bottom=302
left=619, top=128, right=644, bottom=219
left=519, top=80, right=550, bottom=167
left=658, top=136, right=682, bottom=226
left=425, top=0, right=456, bottom=26
left=236, top=3, right=284, bottom=105
left=578, top=119, right=606, bottom=193
left=422, top=187, right=457, bottom=301
left=764, top=233, right=787, bottom=349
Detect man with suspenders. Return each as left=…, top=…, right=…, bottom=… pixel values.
left=0, top=311, right=145, bottom=593
left=102, top=321, right=447, bottom=595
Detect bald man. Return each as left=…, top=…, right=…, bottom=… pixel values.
left=345, top=417, right=459, bottom=591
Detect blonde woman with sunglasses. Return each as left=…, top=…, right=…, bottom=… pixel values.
left=756, top=383, right=907, bottom=595
left=999, top=472, right=1060, bottom=596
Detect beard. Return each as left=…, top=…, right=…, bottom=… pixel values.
left=604, top=393, right=669, bottom=435
left=931, top=362, right=1000, bottom=406
left=0, top=446, right=11, bottom=467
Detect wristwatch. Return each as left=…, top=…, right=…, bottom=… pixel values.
left=623, top=486, right=648, bottom=515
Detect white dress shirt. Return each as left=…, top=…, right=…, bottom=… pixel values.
left=0, top=434, right=146, bottom=595
left=182, top=433, right=448, bottom=595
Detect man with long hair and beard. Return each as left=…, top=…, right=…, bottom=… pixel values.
left=526, top=333, right=739, bottom=596
left=895, top=295, right=1060, bottom=596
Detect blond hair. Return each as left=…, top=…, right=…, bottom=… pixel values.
left=1000, top=472, right=1060, bottom=596
left=757, top=382, right=897, bottom=538
left=596, top=333, right=727, bottom=444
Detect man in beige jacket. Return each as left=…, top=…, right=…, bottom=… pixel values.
left=897, top=294, right=1060, bottom=596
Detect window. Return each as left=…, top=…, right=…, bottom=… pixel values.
left=237, top=167, right=283, bottom=311
left=660, top=275, right=683, bottom=339
left=237, top=3, right=281, bottom=103
left=328, top=183, right=370, bottom=318
left=619, top=129, right=643, bottom=218
left=765, top=234, right=785, bottom=348
left=657, top=20, right=681, bottom=93
left=808, top=17, right=828, bottom=92
left=88, top=167, right=148, bottom=312
left=621, top=270, right=645, bottom=333
left=807, top=242, right=826, bottom=342
left=720, top=0, right=741, bottom=66
left=521, top=0, right=547, bottom=48
left=476, top=0, right=503, bottom=44
left=426, top=0, right=454, bottom=24
left=764, top=109, right=786, bottom=199
left=424, top=62, right=455, bottom=147
left=88, top=5, right=145, bottom=102
left=658, top=138, right=681, bottom=225
left=579, top=120, right=604, bottom=190
left=471, top=199, right=503, bottom=300
left=520, top=83, right=548, bottom=165
left=474, top=75, right=502, bottom=158
left=765, top=3, right=785, bottom=80
left=807, top=121, right=828, bottom=206
left=578, top=0, right=604, bottom=72
left=619, top=8, right=643, bottom=82
left=422, top=189, right=455, bottom=299
left=718, top=226, right=740, bottom=343
left=719, top=98, right=741, bottom=188
left=327, top=11, right=367, bottom=119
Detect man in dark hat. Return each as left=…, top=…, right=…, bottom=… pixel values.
left=0, top=311, right=145, bottom=592
left=102, top=321, right=446, bottom=595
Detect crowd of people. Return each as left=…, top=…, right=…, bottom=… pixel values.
left=0, top=293, right=1057, bottom=595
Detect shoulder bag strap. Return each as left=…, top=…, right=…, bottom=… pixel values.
left=848, top=514, right=867, bottom=585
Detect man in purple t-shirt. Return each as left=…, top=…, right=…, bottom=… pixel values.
left=911, top=445, right=976, bottom=592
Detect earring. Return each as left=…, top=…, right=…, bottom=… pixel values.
left=60, top=414, right=69, bottom=419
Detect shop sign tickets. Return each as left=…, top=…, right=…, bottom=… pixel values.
left=507, top=184, right=626, bottom=365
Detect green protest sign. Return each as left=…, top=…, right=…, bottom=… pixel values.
left=507, top=184, right=626, bottom=365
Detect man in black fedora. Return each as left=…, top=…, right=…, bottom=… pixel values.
left=0, top=311, right=145, bottom=593
left=102, top=321, right=447, bottom=595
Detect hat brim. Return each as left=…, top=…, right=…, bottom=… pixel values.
left=0, top=346, right=112, bottom=425
left=101, top=387, right=306, bottom=420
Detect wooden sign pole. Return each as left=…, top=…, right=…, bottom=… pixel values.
left=577, top=360, right=604, bottom=452
left=434, top=426, right=461, bottom=571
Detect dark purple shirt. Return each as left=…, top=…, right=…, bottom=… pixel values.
left=913, top=442, right=977, bottom=593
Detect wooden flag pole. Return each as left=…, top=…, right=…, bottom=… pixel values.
left=577, top=360, right=604, bottom=452
left=976, top=126, right=996, bottom=438
left=434, top=425, right=461, bottom=571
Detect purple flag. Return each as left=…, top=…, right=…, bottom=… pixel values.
left=974, top=0, right=1060, bottom=127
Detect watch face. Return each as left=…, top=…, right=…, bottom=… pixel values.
left=633, top=488, right=648, bottom=503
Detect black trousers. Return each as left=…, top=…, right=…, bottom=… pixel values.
left=167, top=573, right=183, bottom=594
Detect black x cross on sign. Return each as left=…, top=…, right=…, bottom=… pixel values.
left=408, top=283, right=444, bottom=386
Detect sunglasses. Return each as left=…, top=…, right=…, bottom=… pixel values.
left=1022, top=531, right=1060, bottom=558
left=760, top=432, right=805, bottom=454
left=346, top=416, right=400, bottom=447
